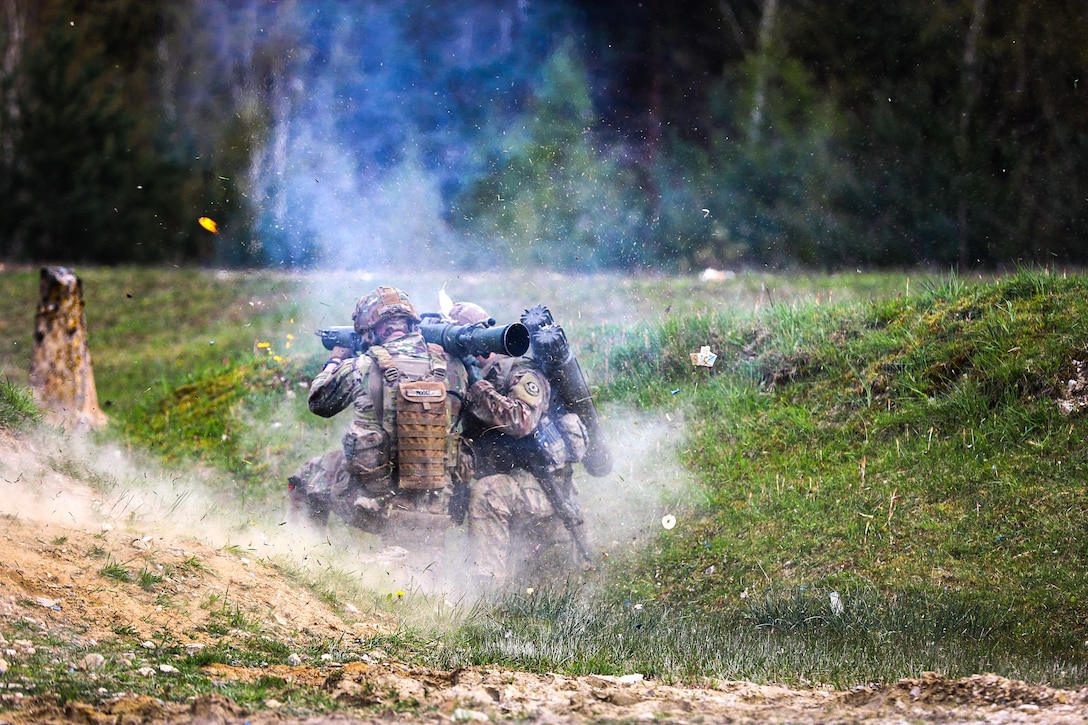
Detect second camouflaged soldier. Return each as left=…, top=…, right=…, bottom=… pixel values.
left=450, top=302, right=595, bottom=588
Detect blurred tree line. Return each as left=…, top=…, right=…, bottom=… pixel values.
left=0, top=0, right=1084, bottom=270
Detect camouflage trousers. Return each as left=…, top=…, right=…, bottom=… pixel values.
left=286, top=449, right=451, bottom=554
left=466, top=468, right=576, bottom=587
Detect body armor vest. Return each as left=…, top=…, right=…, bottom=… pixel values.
left=346, top=338, right=455, bottom=491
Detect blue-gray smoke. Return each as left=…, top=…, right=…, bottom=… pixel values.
left=192, top=0, right=589, bottom=268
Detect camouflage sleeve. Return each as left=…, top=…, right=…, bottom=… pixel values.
left=307, top=356, right=364, bottom=417
left=465, top=367, right=548, bottom=438
left=444, top=356, right=470, bottom=400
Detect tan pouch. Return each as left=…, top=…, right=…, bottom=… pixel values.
left=396, top=380, right=450, bottom=490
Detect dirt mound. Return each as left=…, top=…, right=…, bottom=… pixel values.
left=2, top=429, right=1087, bottom=724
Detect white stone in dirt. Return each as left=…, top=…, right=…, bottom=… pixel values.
left=0, top=657, right=8, bottom=674
left=452, top=708, right=490, bottom=722
left=288, top=653, right=303, bottom=666
left=78, top=653, right=105, bottom=671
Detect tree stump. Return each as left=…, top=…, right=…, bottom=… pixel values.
left=29, top=267, right=108, bottom=430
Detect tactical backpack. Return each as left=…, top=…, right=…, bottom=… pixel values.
left=361, top=342, right=455, bottom=491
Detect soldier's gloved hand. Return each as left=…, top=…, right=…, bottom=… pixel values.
left=330, top=345, right=354, bottom=361
left=466, top=379, right=495, bottom=403
left=352, top=494, right=382, bottom=512
left=462, top=355, right=484, bottom=386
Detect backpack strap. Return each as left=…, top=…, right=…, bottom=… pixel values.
left=366, top=344, right=398, bottom=424
left=425, top=343, right=448, bottom=381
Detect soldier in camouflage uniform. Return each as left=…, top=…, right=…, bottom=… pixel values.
left=287, top=287, right=469, bottom=567
left=450, top=303, right=590, bottom=588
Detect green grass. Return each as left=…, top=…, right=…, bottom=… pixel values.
left=428, top=582, right=1088, bottom=688
left=594, top=267, right=1088, bottom=678
left=98, top=555, right=134, bottom=583
left=7, top=264, right=1088, bottom=707
left=0, top=376, right=39, bottom=430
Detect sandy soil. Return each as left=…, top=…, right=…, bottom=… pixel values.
left=2, top=430, right=1087, bottom=725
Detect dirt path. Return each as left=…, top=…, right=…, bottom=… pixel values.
left=2, top=430, right=1087, bottom=724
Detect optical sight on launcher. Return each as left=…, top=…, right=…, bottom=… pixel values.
left=315, top=320, right=531, bottom=359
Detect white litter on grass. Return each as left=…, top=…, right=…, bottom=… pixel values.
left=661, top=514, right=676, bottom=530
left=690, top=346, right=717, bottom=367
left=699, top=268, right=736, bottom=281
left=829, top=591, right=844, bottom=616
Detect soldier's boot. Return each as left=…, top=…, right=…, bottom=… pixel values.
left=286, top=477, right=330, bottom=537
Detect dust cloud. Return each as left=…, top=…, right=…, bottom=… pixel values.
left=0, top=426, right=411, bottom=600
left=578, top=404, right=694, bottom=557
left=0, top=399, right=695, bottom=611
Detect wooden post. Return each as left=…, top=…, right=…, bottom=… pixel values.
left=29, top=267, right=108, bottom=430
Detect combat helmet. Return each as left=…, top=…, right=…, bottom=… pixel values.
left=352, top=286, right=422, bottom=334
left=448, top=301, right=492, bottom=326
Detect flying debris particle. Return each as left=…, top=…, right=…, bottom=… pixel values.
left=198, top=217, right=218, bottom=233
left=439, top=284, right=454, bottom=316
left=702, top=208, right=710, bottom=218
left=661, top=514, right=677, bottom=530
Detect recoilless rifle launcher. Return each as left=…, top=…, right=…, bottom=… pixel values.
left=316, top=319, right=531, bottom=359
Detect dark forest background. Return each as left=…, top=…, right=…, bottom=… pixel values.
left=0, top=0, right=1084, bottom=271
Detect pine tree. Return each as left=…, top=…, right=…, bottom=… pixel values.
left=0, top=18, right=183, bottom=262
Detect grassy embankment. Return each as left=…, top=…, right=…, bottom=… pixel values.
left=2, top=265, right=1087, bottom=711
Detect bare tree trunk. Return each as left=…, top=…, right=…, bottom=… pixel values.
left=30, top=267, right=108, bottom=431
left=0, top=0, right=26, bottom=164
left=957, top=0, right=986, bottom=271
left=748, top=0, right=779, bottom=142
left=718, top=1, right=748, bottom=53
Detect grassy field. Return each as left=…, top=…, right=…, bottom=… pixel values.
left=3, top=263, right=1088, bottom=694
left=0, top=264, right=920, bottom=504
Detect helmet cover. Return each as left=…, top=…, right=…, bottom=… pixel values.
left=352, top=286, right=421, bottom=334
left=448, top=301, right=492, bottom=326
